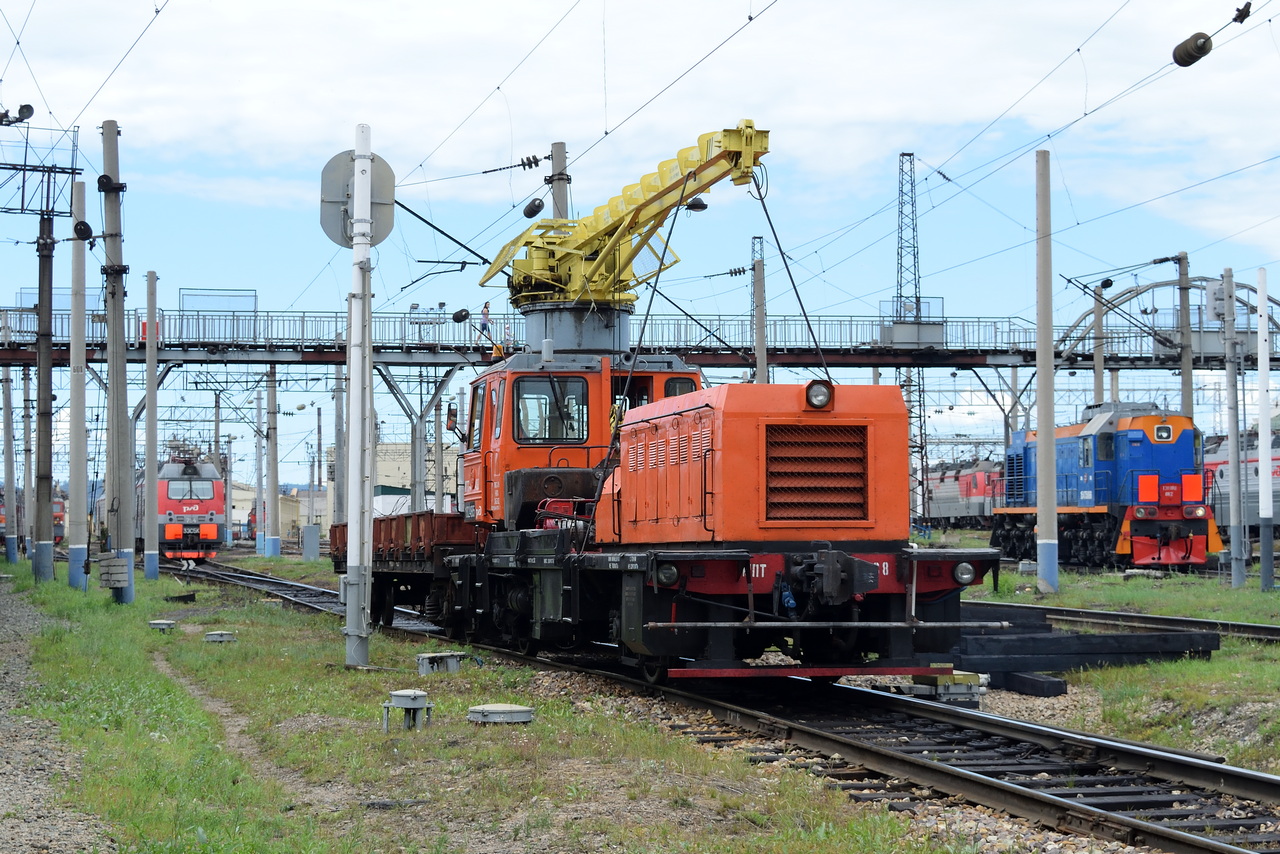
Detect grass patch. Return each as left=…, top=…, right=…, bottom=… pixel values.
left=11, top=566, right=982, bottom=853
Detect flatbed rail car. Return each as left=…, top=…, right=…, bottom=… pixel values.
left=990, top=401, right=1223, bottom=568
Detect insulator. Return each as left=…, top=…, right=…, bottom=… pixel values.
left=519, top=155, right=541, bottom=170
left=728, top=266, right=747, bottom=277
left=522, top=197, right=545, bottom=219
left=1172, top=32, right=1212, bottom=67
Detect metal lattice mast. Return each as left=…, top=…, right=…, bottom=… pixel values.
left=896, top=153, right=928, bottom=523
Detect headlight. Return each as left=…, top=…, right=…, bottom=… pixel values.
left=952, top=562, right=976, bottom=584
left=1133, top=506, right=1156, bottom=519
left=1183, top=505, right=1207, bottom=518
left=655, top=563, right=680, bottom=587
left=805, top=380, right=833, bottom=409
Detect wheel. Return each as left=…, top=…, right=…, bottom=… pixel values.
left=639, top=657, right=669, bottom=685
left=514, top=632, right=539, bottom=656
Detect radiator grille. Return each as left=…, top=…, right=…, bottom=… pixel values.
left=765, top=424, right=868, bottom=520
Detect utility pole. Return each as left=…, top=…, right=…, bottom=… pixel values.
left=433, top=399, right=444, bottom=513
left=224, top=435, right=234, bottom=548
left=68, top=180, right=89, bottom=588
left=345, top=125, right=376, bottom=666
left=896, top=153, right=928, bottom=525
left=550, top=141, right=569, bottom=219
left=1221, top=269, right=1246, bottom=587
left=101, top=119, right=133, bottom=602
left=1178, top=252, right=1194, bottom=418
left=1092, top=280, right=1111, bottom=405
left=23, top=367, right=32, bottom=558
left=34, top=197, right=54, bottom=581
left=2, top=367, right=15, bottom=563
left=333, top=366, right=346, bottom=526
left=321, top=123, right=394, bottom=667
left=266, top=365, right=280, bottom=557
left=751, top=236, right=767, bottom=383
left=1259, top=266, right=1274, bottom=592
left=255, top=388, right=264, bottom=554
left=315, top=406, right=322, bottom=526
left=1034, top=150, right=1059, bottom=593
left=143, top=271, right=159, bottom=581
left=0, top=108, right=78, bottom=580
left=410, top=411, right=425, bottom=512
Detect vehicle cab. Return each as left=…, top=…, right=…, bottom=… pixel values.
left=458, top=350, right=700, bottom=530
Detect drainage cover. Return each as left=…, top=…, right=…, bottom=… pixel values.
left=467, top=703, right=534, bottom=724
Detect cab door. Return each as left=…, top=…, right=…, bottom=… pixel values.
left=461, top=380, right=489, bottom=522
left=1077, top=437, right=1096, bottom=507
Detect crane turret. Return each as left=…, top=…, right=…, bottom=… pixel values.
left=479, top=120, right=768, bottom=353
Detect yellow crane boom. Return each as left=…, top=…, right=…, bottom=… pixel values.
left=479, top=120, right=769, bottom=311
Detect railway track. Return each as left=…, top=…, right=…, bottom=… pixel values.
left=962, top=600, right=1280, bottom=643
left=168, top=560, right=1280, bottom=854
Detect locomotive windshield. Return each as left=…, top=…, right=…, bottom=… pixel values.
left=168, top=479, right=215, bottom=500
left=515, top=375, right=588, bottom=443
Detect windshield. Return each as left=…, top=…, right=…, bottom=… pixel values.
left=168, top=480, right=215, bottom=500
left=515, top=375, right=588, bottom=443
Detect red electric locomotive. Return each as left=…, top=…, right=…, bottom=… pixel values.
left=137, top=455, right=226, bottom=561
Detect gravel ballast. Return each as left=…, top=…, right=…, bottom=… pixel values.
left=0, top=576, right=119, bottom=853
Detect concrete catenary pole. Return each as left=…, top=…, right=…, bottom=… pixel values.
left=255, top=388, right=264, bottom=554
left=752, top=236, right=767, bottom=383
left=344, top=124, right=376, bottom=666
left=266, top=365, right=280, bottom=557
left=33, top=205, right=54, bottom=582
left=410, top=413, right=424, bottom=513
left=1178, top=252, right=1194, bottom=418
left=143, top=271, right=159, bottom=580
left=1034, top=150, right=1059, bottom=593
left=433, top=400, right=444, bottom=513
left=1092, top=283, right=1106, bottom=405
left=333, top=366, right=345, bottom=526
left=1259, top=266, right=1274, bottom=592
left=102, top=119, right=134, bottom=602
left=1223, top=268, right=1246, bottom=587
left=23, top=367, right=32, bottom=558
left=224, top=435, right=234, bottom=548
left=67, top=181, right=88, bottom=588
left=2, top=367, right=15, bottom=563
left=550, top=141, right=568, bottom=219
left=314, top=406, right=322, bottom=526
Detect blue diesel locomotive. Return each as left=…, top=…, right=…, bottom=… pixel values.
left=990, top=401, right=1222, bottom=568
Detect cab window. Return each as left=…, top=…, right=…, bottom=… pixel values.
left=491, top=379, right=505, bottom=441
left=467, top=382, right=486, bottom=451
left=613, top=376, right=652, bottom=411
left=515, top=376, right=588, bottom=444
left=664, top=377, right=697, bottom=397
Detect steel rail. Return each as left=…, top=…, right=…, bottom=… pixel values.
left=963, top=600, right=1280, bottom=643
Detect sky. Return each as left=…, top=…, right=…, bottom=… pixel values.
left=0, top=0, right=1278, bottom=480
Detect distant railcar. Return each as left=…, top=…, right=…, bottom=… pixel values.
left=1203, top=432, right=1280, bottom=542
left=922, top=459, right=1002, bottom=529
left=0, top=497, right=65, bottom=542
left=990, top=401, right=1222, bottom=568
